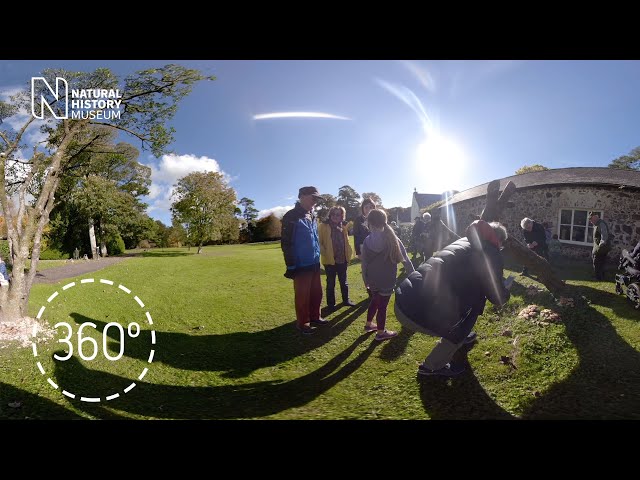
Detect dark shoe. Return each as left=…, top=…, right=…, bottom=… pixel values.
left=296, top=324, right=316, bottom=335
left=463, top=331, right=477, bottom=345
left=324, top=305, right=336, bottom=313
left=417, top=363, right=465, bottom=377
left=343, top=299, right=357, bottom=307
left=375, top=330, right=398, bottom=341
left=310, top=318, right=329, bottom=326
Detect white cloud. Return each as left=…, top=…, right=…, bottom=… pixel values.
left=253, top=112, right=351, bottom=121
left=150, top=153, right=222, bottom=184
left=144, top=153, right=229, bottom=219
left=257, top=205, right=293, bottom=219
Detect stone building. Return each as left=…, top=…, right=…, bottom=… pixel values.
left=431, top=167, right=640, bottom=260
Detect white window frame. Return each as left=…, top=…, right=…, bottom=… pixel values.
left=557, top=208, right=603, bottom=246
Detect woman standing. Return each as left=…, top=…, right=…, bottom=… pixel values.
left=361, top=209, right=414, bottom=341
left=319, top=206, right=356, bottom=312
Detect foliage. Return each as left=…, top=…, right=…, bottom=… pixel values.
left=336, top=185, right=361, bottom=221
left=1, top=63, right=213, bottom=319
left=608, top=146, right=640, bottom=170
left=39, top=248, right=69, bottom=260
left=253, top=214, right=281, bottom=241
left=361, top=192, right=383, bottom=208
left=515, top=164, right=549, bottom=175
left=0, top=240, right=9, bottom=262
left=170, top=171, right=238, bottom=250
left=315, top=193, right=337, bottom=222
left=106, top=233, right=126, bottom=255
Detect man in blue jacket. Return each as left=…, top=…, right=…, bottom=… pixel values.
left=394, top=220, right=513, bottom=376
left=281, top=186, right=328, bottom=334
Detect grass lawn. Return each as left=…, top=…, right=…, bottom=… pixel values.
left=1, top=242, right=639, bottom=419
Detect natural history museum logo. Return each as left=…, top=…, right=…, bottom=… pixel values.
left=31, top=76, right=123, bottom=120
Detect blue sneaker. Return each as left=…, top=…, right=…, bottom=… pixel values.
left=310, top=318, right=329, bottom=326
left=417, top=363, right=465, bottom=377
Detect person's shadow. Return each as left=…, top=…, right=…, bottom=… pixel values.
left=52, top=334, right=379, bottom=419
left=416, top=283, right=640, bottom=419
left=68, top=299, right=369, bottom=380
left=0, top=381, right=84, bottom=419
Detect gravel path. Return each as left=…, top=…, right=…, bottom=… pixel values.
left=32, top=256, right=134, bottom=284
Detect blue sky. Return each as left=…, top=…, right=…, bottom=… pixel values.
left=2, top=60, right=640, bottom=224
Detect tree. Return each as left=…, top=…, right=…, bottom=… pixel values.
left=46, top=129, right=153, bottom=256
left=168, top=219, right=187, bottom=247
left=608, top=146, right=640, bottom=170
left=515, top=164, right=549, bottom=175
left=171, top=171, right=237, bottom=254
left=336, top=185, right=361, bottom=221
left=315, top=193, right=337, bottom=221
left=0, top=64, right=213, bottom=322
left=238, top=197, right=259, bottom=241
left=253, top=214, right=281, bottom=241
left=361, top=192, right=383, bottom=208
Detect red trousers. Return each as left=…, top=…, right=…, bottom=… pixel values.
left=293, top=269, right=322, bottom=326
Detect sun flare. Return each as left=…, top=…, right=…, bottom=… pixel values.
left=416, top=134, right=467, bottom=193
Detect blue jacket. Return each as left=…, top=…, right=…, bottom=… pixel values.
left=281, top=202, right=320, bottom=271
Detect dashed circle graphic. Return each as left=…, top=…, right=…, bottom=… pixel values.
left=31, top=278, right=155, bottom=402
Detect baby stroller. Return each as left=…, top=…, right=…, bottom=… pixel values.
left=615, top=242, right=640, bottom=310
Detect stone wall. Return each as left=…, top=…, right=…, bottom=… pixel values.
left=438, top=185, right=640, bottom=260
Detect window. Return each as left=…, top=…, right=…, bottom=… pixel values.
left=558, top=209, right=602, bottom=246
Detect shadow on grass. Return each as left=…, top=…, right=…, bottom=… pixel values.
left=0, top=381, right=83, bottom=419
left=54, top=335, right=378, bottom=419
left=416, top=285, right=640, bottom=419
left=138, top=251, right=195, bottom=258
left=378, top=327, right=415, bottom=361
left=417, top=344, right=516, bottom=420
left=69, top=299, right=369, bottom=380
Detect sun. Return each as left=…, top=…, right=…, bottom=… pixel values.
left=416, top=134, right=467, bottom=193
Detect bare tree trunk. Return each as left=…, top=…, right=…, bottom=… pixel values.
left=480, top=179, right=566, bottom=296
left=89, top=218, right=98, bottom=260
left=99, top=222, right=107, bottom=257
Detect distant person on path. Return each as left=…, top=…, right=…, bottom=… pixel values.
left=73, top=247, right=80, bottom=260
left=589, top=211, right=611, bottom=280
left=394, top=220, right=513, bottom=376
left=0, top=254, right=9, bottom=285
left=361, top=209, right=415, bottom=341
left=520, top=217, right=548, bottom=275
left=319, top=206, right=356, bottom=312
left=281, top=186, right=328, bottom=335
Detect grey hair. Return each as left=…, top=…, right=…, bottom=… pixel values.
left=422, top=212, right=432, bottom=222
left=490, top=222, right=508, bottom=243
left=520, top=217, right=533, bottom=230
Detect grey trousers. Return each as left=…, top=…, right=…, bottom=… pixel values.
left=394, top=303, right=473, bottom=370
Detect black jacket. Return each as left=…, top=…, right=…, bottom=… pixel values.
left=523, top=221, right=548, bottom=256
left=395, top=237, right=510, bottom=338
left=353, top=214, right=370, bottom=255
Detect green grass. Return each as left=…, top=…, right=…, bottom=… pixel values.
left=1, top=244, right=638, bottom=419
